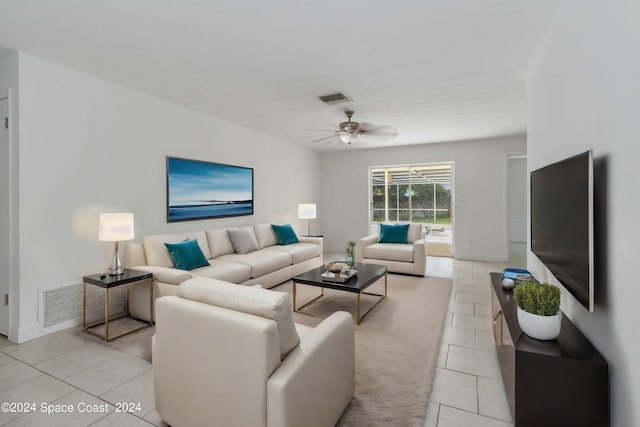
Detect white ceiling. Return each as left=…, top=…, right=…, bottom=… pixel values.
left=0, top=0, right=562, bottom=151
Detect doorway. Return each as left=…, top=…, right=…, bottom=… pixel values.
left=0, top=93, right=9, bottom=336
left=507, top=155, right=527, bottom=267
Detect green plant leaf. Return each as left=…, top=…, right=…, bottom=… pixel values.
left=513, top=281, right=560, bottom=316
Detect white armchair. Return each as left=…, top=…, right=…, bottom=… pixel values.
left=356, top=223, right=427, bottom=276
left=153, top=277, right=355, bottom=427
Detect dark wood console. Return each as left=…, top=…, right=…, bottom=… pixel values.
left=490, top=272, right=609, bottom=427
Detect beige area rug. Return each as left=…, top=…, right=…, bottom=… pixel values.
left=273, top=274, right=452, bottom=427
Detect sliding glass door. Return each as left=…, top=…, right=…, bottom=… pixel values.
left=370, top=163, right=453, bottom=231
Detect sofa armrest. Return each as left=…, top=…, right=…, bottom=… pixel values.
left=132, top=265, right=192, bottom=285
left=412, top=238, right=427, bottom=276
left=355, top=234, right=379, bottom=262
left=298, top=236, right=323, bottom=251
left=267, top=311, right=355, bottom=427
left=298, top=236, right=321, bottom=244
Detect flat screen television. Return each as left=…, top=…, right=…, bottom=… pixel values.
left=530, top=150, right=594, bottom=312
left=166, top=156, right=254, bottom=222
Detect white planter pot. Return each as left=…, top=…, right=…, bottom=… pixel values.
left=517, top=306, right=562, bottom=340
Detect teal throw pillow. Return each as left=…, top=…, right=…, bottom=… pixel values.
left=379, top=223, right=409, bottom=244
left=164, top=239, right=210, bottom=271
left=271, top=224, right=300, bottom=245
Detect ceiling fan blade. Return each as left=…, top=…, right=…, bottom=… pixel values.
left=360, top=123, right=397, bottom=132
left=306, top=126, right=338, bottom=132
left=304, top=125, right=340, bottom=140
left=363, top=129, right=399, bottom=137
left=360, top=125, right=399, bottom=140
left=309, top=134, right=341, bottom=144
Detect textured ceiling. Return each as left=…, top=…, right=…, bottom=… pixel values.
left=0, top=0, right=562, bottom=151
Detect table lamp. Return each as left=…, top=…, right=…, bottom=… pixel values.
left=99, top=213, right=135, bottom=275
left=298, top=203, right=316, bottom=237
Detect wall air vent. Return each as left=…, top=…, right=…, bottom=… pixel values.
left=318, top=91, right=353, bottom=104
left=42, top=284, right=126, bottom=328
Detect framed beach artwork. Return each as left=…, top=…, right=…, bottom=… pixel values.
left=166, top=156, right=254, bottom=222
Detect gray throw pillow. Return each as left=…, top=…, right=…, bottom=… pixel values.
left=226, top=229, right=259, bottom=254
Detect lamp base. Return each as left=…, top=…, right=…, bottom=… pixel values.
left=107, top=267, right=124, bottom=276
left=107, top=242, right=124, bottom=276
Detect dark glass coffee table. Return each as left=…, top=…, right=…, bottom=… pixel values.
left=292, top=262, right=387, bottom=324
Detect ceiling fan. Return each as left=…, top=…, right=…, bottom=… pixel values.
left=310, top=110, right=399, bottom=146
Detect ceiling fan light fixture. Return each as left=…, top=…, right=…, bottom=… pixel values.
left=339, top=110, right=361, bottom=144
left=309, top=109, right=395, bottom=146
left=339, top=120, right=360, bottom=132
left=339, top=132, right=360, bottom=144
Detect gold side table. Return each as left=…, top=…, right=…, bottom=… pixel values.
left=83, top=268, right=153, bottom=341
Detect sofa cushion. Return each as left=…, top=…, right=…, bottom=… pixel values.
left=205, top=227, right=238, bottom=258
left=271, top=224, right=300, bottom=245
left=407, top=223, right=423, bottom=243
left=217, top=250, right=292, bottom=278
left=382, top=222, right=422, bottom=243
left=264, top=243, right=320, bottom=264
left=227, top=227, right=260, bottom=254
left=379, top=223, right=409, bottom=244
left=191, top=259, right=252, bottom=283
left=253, top=223, right=278, bottom=248
left=144, top=230, right=211, bottom=268
left=364, top=243, right=414, bottom=263
left=164, top=239, right=210, bottom=271
left=177, top=277, right=300, bottom=358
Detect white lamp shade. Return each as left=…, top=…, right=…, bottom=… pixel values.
left=99, top=213, right=135, bottom=241
left=298, top=203, right=317, bottom=219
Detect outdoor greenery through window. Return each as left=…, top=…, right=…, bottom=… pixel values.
left=370, top=164, right=453, bottom=226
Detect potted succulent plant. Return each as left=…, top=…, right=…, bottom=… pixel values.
left=513, top=280, right=562, bottom=340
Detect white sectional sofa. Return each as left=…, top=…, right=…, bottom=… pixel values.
left=126, top=223, right=323, bottom=321
left=355, top=222, right=427, bottom=276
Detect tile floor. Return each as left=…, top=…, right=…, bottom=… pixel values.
left=0, top=251, right=525, bottom=426
left=0, top=322, right=162, bottom=427
left=423, top=255, right=519, bottom=427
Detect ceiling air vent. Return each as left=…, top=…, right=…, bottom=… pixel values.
left=318, top=91, right=353, bottom=104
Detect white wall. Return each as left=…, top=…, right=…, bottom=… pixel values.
left=14, top=53, right=321, bottom=342
left=320, top=135, right=526, bottom=260
left=528, top=1, right=640, bottom=425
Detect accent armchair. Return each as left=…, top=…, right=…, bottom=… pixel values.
left=153, top=277, right=355, bottom=427
left=355, top=223, right=427, bottom=276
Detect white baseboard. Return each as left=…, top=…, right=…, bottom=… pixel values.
left=453, top=251, right=509, bottom=262
left=9, top=321, right=41, bottom=344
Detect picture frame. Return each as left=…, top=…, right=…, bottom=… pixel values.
left=166, top=156, right=254, bottom=222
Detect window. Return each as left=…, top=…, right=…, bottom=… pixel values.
left=370, top=163, right=453, bottom=226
